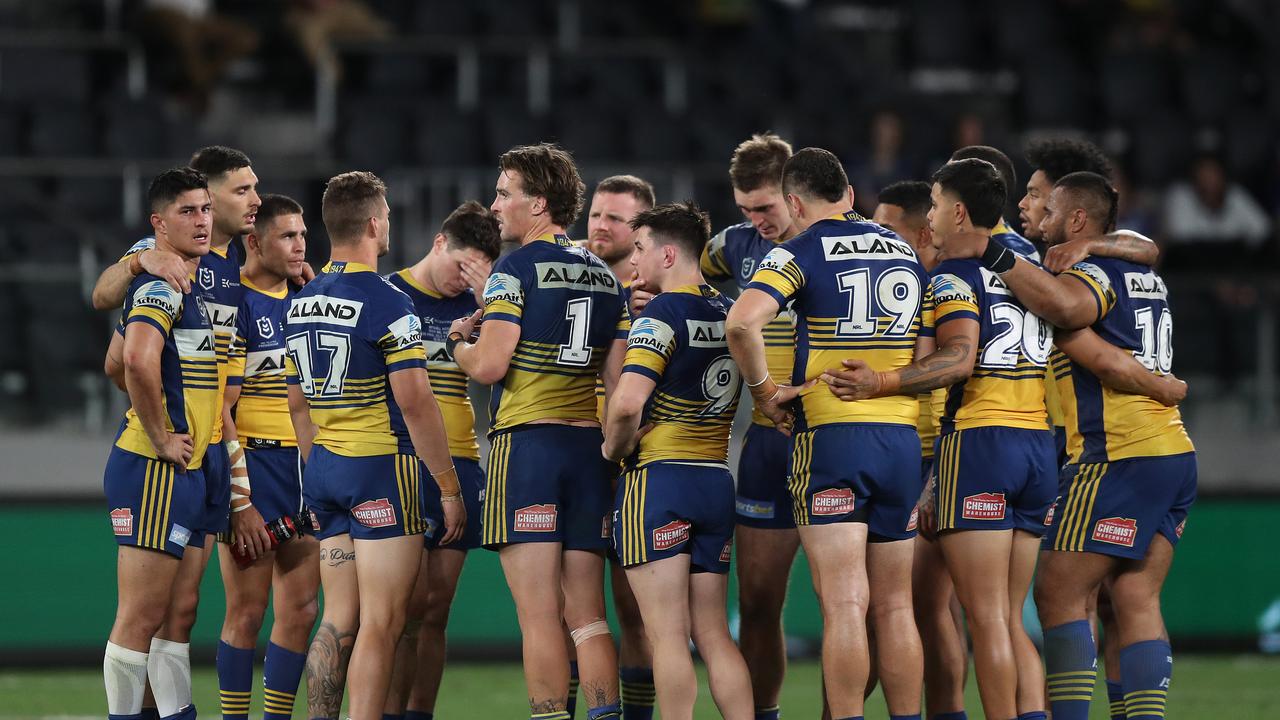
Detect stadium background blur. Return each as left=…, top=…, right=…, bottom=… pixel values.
left=0, top=0, right=1277, bottom=717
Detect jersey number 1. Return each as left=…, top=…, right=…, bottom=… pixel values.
left=558, top=297, right=593, bottom=366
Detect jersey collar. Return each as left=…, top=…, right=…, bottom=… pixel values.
left=992, top=218, right=1013, bottom=236
left=396, top=268, right=442, bottom=298
left=241, top=276, right=289, bottom=299
left=825, top=210, right=866, bottom=222
left=533, top=232, right=572, bottom=246
left=668, top=283, right=717, bottom=298
left=323, top=260, right=375, bottom=274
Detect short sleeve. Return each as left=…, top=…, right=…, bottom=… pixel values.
left=701, top=228, right=733, bottom=280
left=931, top=270, right=980, bottom=324
left=125, top=278, right=181, bottom=335
left=918, top=273, right=936, bottom=337
left=615, top=292, right=632, bottom=339
left=746, top=245, right=805, bottom=306
left=622, top=302, right=678, bottom=383
left=226, top=311, right=249, bottom=386
left=118, top=236, right=156, bottom=263
left=284, top=352, right=299, bottom=384
left=1061, top=260, right=1116, bottom=319
left=481, top=256, right=525, bottom=324
left=377, top=295, right=429, bottom=372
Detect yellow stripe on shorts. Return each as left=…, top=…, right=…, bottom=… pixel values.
left=788, top=431, right=813, bottom=526
left=1055, top=463, right=1106, bottom=551
left=483, top=434, right=511, bottom=545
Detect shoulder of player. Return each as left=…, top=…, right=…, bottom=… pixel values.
left=930, top=260, right=981, bottom=297
left=128, top=274, right=185, bottom=312
left=713, top=222, right=757, bottom=246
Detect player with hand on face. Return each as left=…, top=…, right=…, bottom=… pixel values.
left=449, top=144, right=627, bottom=720
left=382, top=201, right=501, bottom=720
left=603, top=202, right=752, bottom=720
left=286, top=172, right=463, bottom=720
left=216, top=194, right=318, bottom=720
left=102, top=168, right=216, bottom=720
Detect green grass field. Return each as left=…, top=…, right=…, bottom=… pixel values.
left=2, top=655, right=1278, bottom=719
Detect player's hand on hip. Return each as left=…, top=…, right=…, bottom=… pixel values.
left=157, top=432, right=194, bottom=467
left=1043, top=237, right=1093, bottom=274
left=231, top=504, right=272, bottom=561
left=821, top=359, right=881, bottom=401
left=629, top=279, right=654, bottom=316
left=1157, top=373, right=1188, bottom=406
left=755, top=380, right=815, bottom=436
left=141, top=248, right=191, bottom=293
left=439, top=494, right=466, bottom=545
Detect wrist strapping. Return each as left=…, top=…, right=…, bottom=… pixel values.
left=431, top=464, right=461, bottom=496
left=444, top=333, right=465, bottom=361
left=980, top=239, right=1017, bottom=273
left=225, top=439, right=252, bottom=513
left=127, top=251, right=145, bottom=277
left=745, top=374, right=771, bottom=388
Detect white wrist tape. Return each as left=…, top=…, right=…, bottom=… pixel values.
left=225, top=439, right=252, bottom=512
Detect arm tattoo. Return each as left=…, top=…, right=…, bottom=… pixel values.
left=306, top=621, right=356, bottom=719
left=895, top=339, right=974, bottom=396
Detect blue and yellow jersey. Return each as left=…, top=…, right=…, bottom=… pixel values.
left=917, top=388, right=946, bottom=459
left=622, top=285, right=740, bottom=466
left=702, top=222, right=796, bottom=428
left=481, top=234, right=629, bottom=432
left=226, top=277, right=295, bottom=445
left=931, top=259, right=1050, bottom=433
left=991, top=219, right=1039, bottom=262
left=1056, top=257, right=1194, bottom=463
left=114, top=272, right=219, bottom=469
left=283, top=261, right=428, bottom=457
left=388, top=268, right=482, bottom=461
left=120, top=238, right=242, bottom=443
left=746, top=212, right=933, bottom=431
left=594, top=282, right=632, bottom=422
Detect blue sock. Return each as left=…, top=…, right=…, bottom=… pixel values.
left=216, top=640, right=254, bottom=720
left=1017, top=713, right=1047, bottom=720
left=1120, top=639, right=1171, bottom=719
left=1106, top=679, right=1125, bottom=719
left=405, top=712, right=434, bottom=720
left=263, top=641, right=307, bottom=720
left=567, top=661, right=580, bottom=718
left=109, top=715, right=145, bottom=720
left=931, top=713, right=968, bottom=720
left=755, top=706, right=780, bottom=720
left=162, top=706, right=196, bottom=720
left=618, top=666, right=654, bottom=720
left=891, top=715, right=923, bottom=720
left=1043, top=620, right=1097, bottom=720
left=139, top=710, right=160, bottom=720
left=833, top=716, right=864, bottom=720
left=383, top=715, right=405, bottom=720
left=587, top=702, right=622, bottom=719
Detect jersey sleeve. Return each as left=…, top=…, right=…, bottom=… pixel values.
left=918, top=271, right=936, bottom=337
left=284, top=351, right=299, bottom=385
left=1061, top=260, right=1117, bottom=319
left=374, top=288, right=428, bottom=372
left=701, top=228, right=733, bottom=280
left=117, top=236, right=156, bottom=263
left=622, top=299, right=679, bottom=383
left=931, top=267, right=980, bottom=325
left=226, top=303, right=249, bottom=386
left=615, top=292, right=632, bottom=340
left=481, top=255, right=525, bottom=324
left=124, top=277, right=182, bottom=335
left=746, top=245, right=806, bottom=307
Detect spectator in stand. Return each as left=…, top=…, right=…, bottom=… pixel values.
left=284, top=0, right=391, bottom=84
left=140, top=0, right=259, bottom=113
left=847, top=110, right=915, bottom=215
left=1163, top=153, right=1271, bottom=248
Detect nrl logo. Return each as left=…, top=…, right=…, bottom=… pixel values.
left=257, top=316, right=275, bottom=338
left=198, top=267, right=215, bottom=291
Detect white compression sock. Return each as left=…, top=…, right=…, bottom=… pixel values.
left=104, top=641, right=149, bottom=716
left=147, top=638, right=192, bottom=717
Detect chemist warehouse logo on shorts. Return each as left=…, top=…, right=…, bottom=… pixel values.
left=352, top=498, right=397, bottom=528
left=1092, top=517, right=1138, bottom=547
left=652, top=520, right=690, bottom=551
left=110, top=508, right=133, bottom=536
left=514, top=504, right=557, bottom=532
left=962, top=493, right=1006, bottom=520
left=811, top=488, right=856, bottom=516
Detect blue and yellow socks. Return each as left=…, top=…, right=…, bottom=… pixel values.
left=1106, top=679, right=1126, bottom=719
left=405, top=712, right=434, bottom=720
left=587, top=703, right=622, bottom=719
left=216, top=641, right=253, bottom=720
left=1120, top=639, right=1171, bottom=719
left=619, top=666, right=654, bottom=720
left=1044, top=620, right=1098, bottom=720
left=567, top=661, right=580, bottom=718
left=532, top=713, right=571, bottom=720
left=755, top=706, right=781, bottom=720
left=263, top=642, right=307, bottom=720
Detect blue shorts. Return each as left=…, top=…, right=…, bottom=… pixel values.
left=789, top=423, right=923, bottom=541
left=303, top=445, right=428, bottom=541
left=1053, top=425, right=1068, bottom=469
left=192, top=441, right=230, bottom=545
left=483, top=425, right=613, bottom=551
left=613, top=461, right=735, bottom=574
left=244, top=442, right=305, bottom=529
left=734, top=423, right=794, bottom=529
left=103, top=447, right=204, bottom=558
left=423, top=457, right=485, bottom=551
left=934, top=427, right=1057, bottom=536
left=1044, top=452, right=1197, bottom=560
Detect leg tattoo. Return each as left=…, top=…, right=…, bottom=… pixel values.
left=306, top=621, right=356, bottom=719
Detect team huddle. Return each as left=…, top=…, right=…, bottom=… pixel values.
left=94, top=135, right=1194, bottom=720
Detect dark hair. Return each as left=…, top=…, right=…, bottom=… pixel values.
left=729, top=133, right=793, bottom=192
left=782, top=147, right=848, bottom=203
left=932, top=158, right=1006, bottom=229
left=1025, top=138, right=1113, bottom=183
left=876, top=180, right=933, bottom=222
left=441, top=200, right=501, bottom=260
left=254, top=194, right=304, bottom=232
left=499, top=143, right=585, bottom=227
left=629, top=201, right=712, bottom=260
left=951, top=145, right=1017, bottom=200
left=148, top=167, right=208, bottom=212
left=595, top=175, right=655, bottom=210
left=189, top=145, right=252, bottom=181
left=1054, top=171, right=1120, bottom=233
left=322, top=171, right=387, bottom=244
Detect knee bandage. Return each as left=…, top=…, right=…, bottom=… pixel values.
left=569, top=618, right=611, bottom=646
